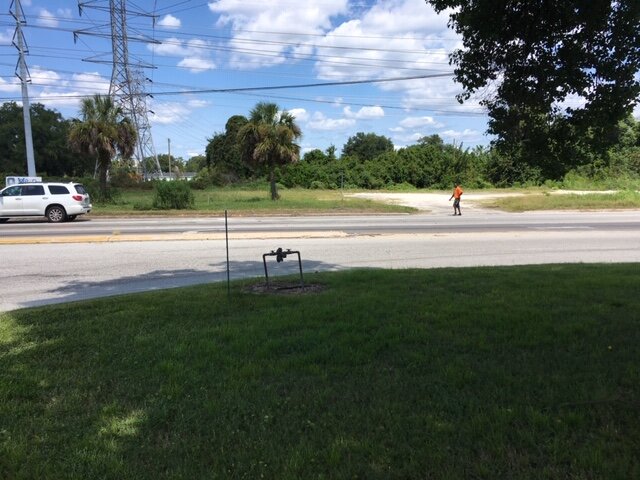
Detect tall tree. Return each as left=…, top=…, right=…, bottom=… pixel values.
left=237, top=102, right=302, bottom=200
left=0, top=102, right=90, bottom=177
left=341, top=132, right=394, bottom=162
left=68, top=95, right=137, bottom=197
left=206, top=115, right=249, bottom=179
left=427, top=0, right=640, bottom=179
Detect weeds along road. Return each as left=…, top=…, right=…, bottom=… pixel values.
left=1, top=210, right=639, bottom=311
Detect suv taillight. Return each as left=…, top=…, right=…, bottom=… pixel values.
left=72, top=195, right=83, bottom=201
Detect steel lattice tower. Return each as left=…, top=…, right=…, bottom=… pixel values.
left=75, top=0, right=163, bottom=178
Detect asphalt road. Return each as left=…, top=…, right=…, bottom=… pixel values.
left=1, top=209, right=639, bottom=312
left=2, top=209, right=640, bottom=239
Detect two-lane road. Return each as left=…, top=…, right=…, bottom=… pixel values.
left=1, top=209, right=639, bottom=312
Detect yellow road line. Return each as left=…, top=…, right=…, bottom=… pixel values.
left=0, top=230, right=349, bottom=245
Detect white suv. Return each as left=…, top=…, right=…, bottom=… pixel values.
left=0, top=182, right=92, bottom=223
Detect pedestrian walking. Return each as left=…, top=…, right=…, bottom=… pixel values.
left=449, top=184, right=463, bottom=215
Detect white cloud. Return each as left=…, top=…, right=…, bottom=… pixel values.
left=158, top=14, right=182, bottom=29
left=439, top=128, right=482, bottom=141
left=150, top=97, right=208, bottom=124
left=150, top=37, right=216, bottom=73
left=400, top=116, right=442, bottom=128
left=150, top=37, right=186, bottom=56
left=307, top=112, right=355, bottom=131
left=187, top=99, right=210, bottom=108
left=149, top=101, right=191, bottom=124
left=26, top=69, right=109, bottom=110
left=288, top=108, right=309, bottom=122
left=71, top=72, right=110, bottom=94
left=38, top=91, right=84, bottom=108
left=178, top=57, right=216, bottom=73
left=343, top=106, right=384, bottom=119
left=392, top=132, right=426, bottom=143
left=36, top=9, right=58, bottom=27
left=208, top=0, right=350, bottom=69
left=0, top=77, right=20, bottom=93
left=187, top=149, right=204, bottom=158
left=308, top=1, right=472, bottom=115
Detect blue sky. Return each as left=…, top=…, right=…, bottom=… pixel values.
left=1, top=0, right=493, bottom=161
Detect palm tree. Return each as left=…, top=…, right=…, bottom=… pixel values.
left=68, top=94, right=137, bottom=198
left=237, top=102, right=302, bottom=200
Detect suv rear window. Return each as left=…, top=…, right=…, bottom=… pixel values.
left=73, top=184, right=87, bottom=194
left=48, top=185, right=70, bottom=195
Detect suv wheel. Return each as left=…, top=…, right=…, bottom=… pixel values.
left=46, top=205, right=67, bottom=223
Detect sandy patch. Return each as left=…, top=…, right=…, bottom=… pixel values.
left=348, top=190, right=619, bottom=213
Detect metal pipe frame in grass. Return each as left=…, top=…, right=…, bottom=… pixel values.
left=262, top=248, right=304, bottom=289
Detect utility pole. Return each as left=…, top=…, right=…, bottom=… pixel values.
left=11, top=0, right=36, bottom=177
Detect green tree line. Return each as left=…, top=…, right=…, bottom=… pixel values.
left=2, top=100, right=640, bottom=193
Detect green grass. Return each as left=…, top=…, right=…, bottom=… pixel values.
left=485, top=190, right=640, bottom=212
left=2, top=265, right=640, bottom=479
left=93, top=186, right=414, bottom=215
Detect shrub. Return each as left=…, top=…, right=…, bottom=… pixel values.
left=152, top=181, right=194, bottom=209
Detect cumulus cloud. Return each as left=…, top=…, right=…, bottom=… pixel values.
left=392, top=132, right=427, bottom=143
left=150, top=37, right=216, bottom=73
left=0, top=77, right=20, bottom=93
left=187, top=99, right=210, bottom=108
left=307, top=112, right=355, bottom=131
left=178, top=57, right=216, bottom=72
left=208, top=0, right=349, bottom=69
left=24, top=69, right=109, bottom=110
left=36, top=9, right=58, bottom=27
left=149, top=101, right=192, bottom=124
left=150, top=97, right=208, bottom=124
left=158, top=14, right=181, bottom=29
left=343, top=106, right=384, bottom=119
left=307, top=1, right=478, bottom=117
left=439, top=128, right=482, bottom=141
left=399, top=115, right=442, bottom=128
left=288, top=108, right=309, bottom=122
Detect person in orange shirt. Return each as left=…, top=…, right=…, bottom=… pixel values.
left=449, top=184, right=463, bottom=215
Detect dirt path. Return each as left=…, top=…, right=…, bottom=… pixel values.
left=348, top=191, right=522, bottom=214
left=348, top=190, right=619, bottom=214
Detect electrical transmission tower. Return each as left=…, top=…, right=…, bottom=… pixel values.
left=75, top=0, right=163, bottom=179
left=10, top=0, right=36, bottom=176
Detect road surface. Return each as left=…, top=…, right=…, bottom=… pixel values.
left=1, top=194, right=638, bottom=312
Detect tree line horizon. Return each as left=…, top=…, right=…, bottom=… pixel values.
left=1, top=100, right=639, bottom=196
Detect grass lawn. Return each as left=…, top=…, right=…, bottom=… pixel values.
left=93, top=187, right=415, bottom=216
left=1, top=265, right=639, bottom=479
left=484, top=190, right=640, bottom=212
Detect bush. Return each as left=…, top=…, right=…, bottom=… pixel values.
left=76, top=176, right=123, bottom=204
left=151, top=181, right=195, bottom=210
